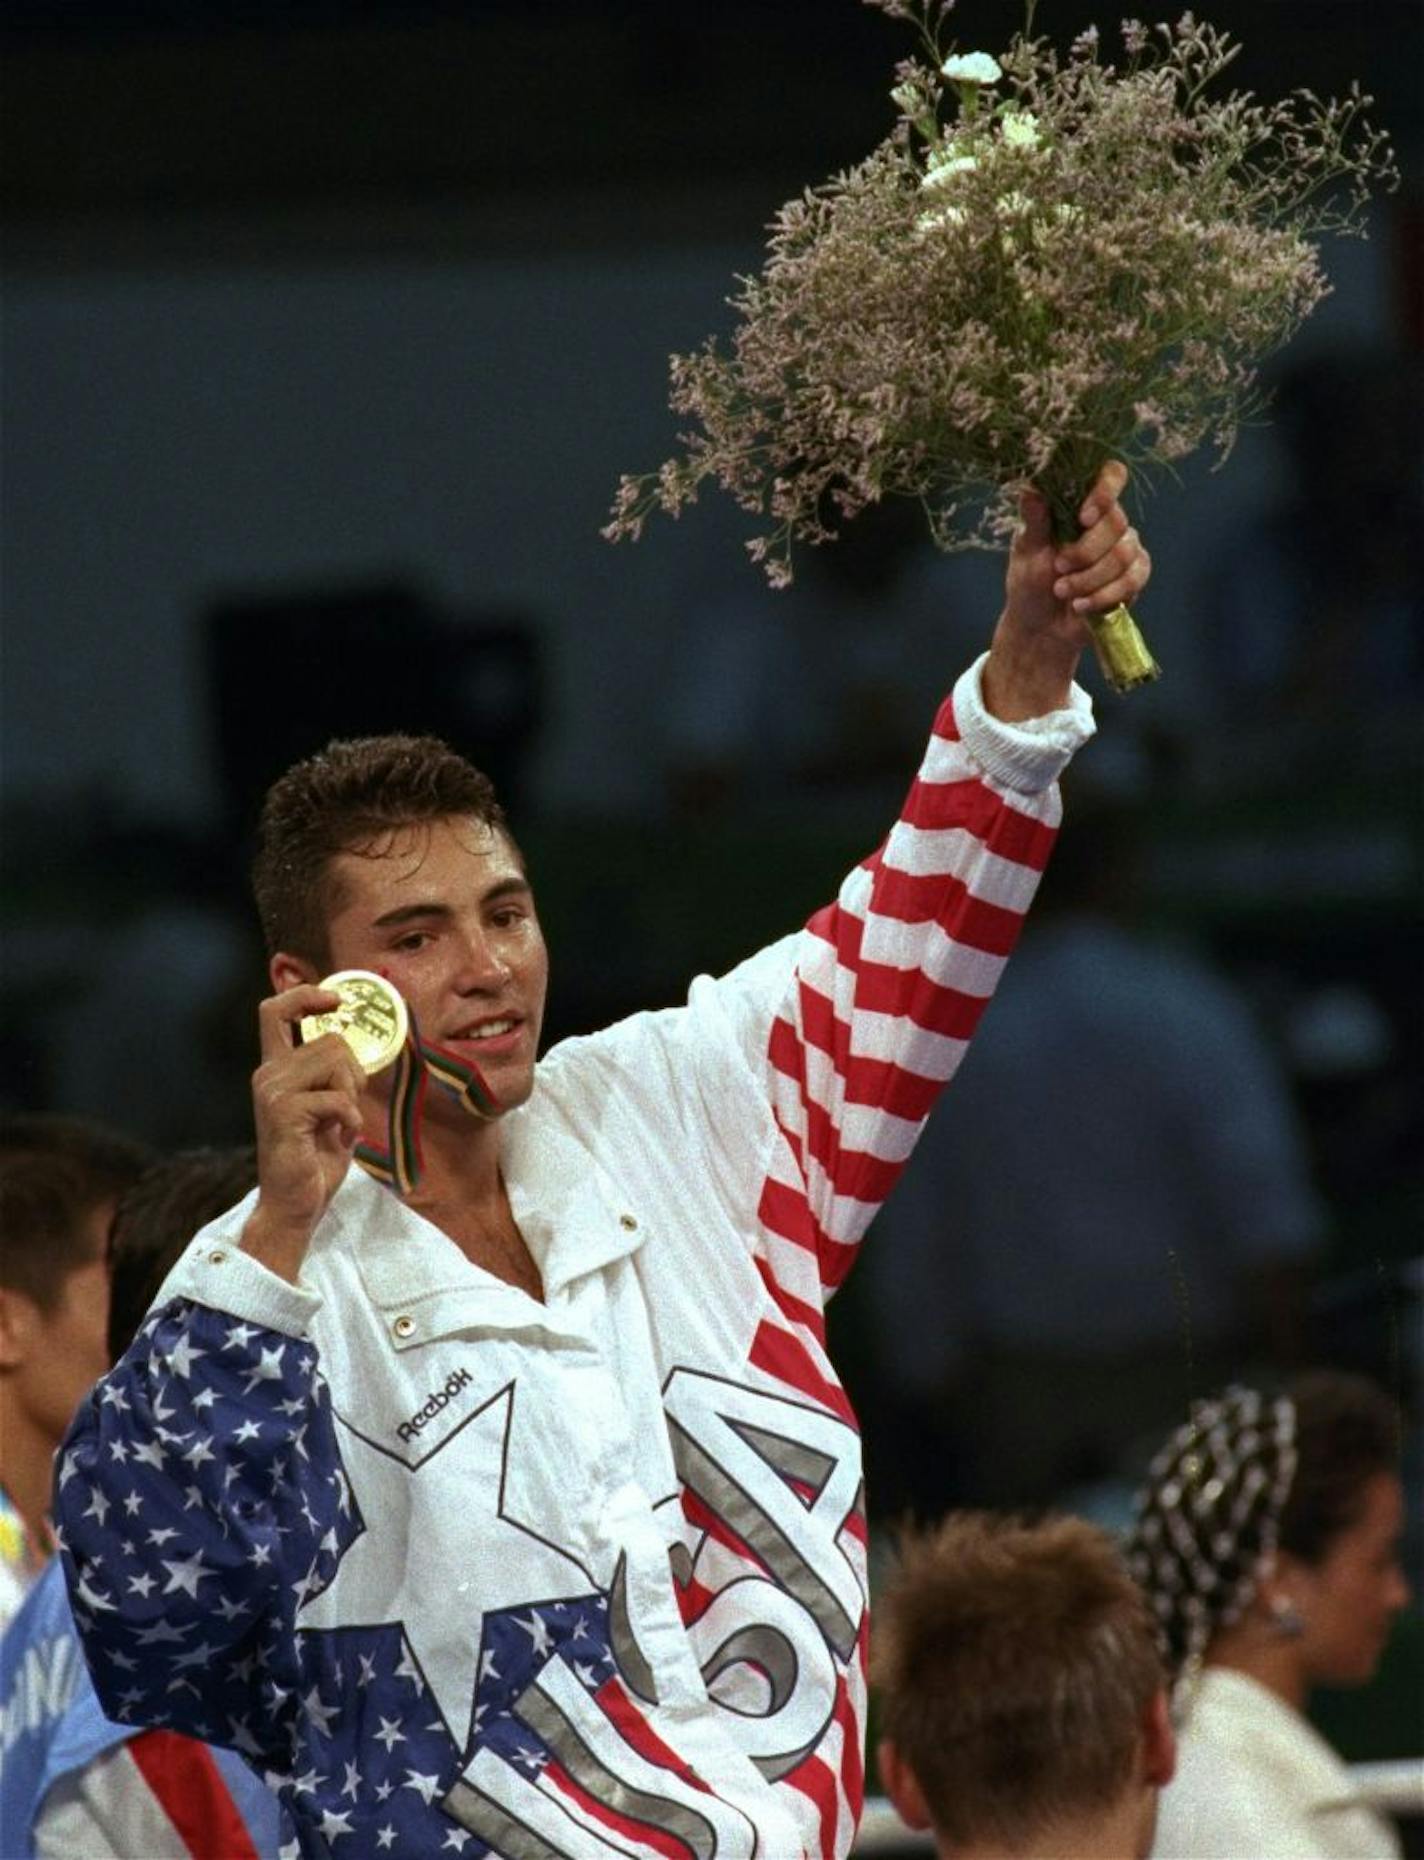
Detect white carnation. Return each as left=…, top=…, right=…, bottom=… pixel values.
left=1000, top=110, right=1041, bottom=148
left=914, top=204, right=969, bottom=240
left=941, top=51, right=1002, bottom=85
left=920, top=151, right=979, bottom=190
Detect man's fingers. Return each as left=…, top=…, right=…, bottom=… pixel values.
left=1079, top=459, right=1129, bottom=525
left=254, top=1031, right=367, bottom=1111
left=257, top=984, right=344, bottom=1062
left=297, top=1090, right=365, bottom=1142
left=1069, top=545, right=1152, bottom=615
left=1057, top=526, right=1143, bottom=600
left=1015, top=486, right=1054, bottom=553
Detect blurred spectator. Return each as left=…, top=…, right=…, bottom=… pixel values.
left=1128, top=1374, right=1411, bottom=1859
left=862, top=784, right=1325, bottom=1516
left=662, top=498, right=1001, bottom=824
left=1195, top=345, right=1424, bottom=791
left=873, top=1510, right=1175, bottom=1859
left=0, top=1146, right=288, bottom=1858
left=0, top=1117, right=150, bottom=1629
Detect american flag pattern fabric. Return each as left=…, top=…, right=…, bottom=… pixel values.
left=58, top=660, right=1091, bottom=1859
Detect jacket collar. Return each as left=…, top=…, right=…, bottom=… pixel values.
left=325, top=1102, right=646, bottom=1319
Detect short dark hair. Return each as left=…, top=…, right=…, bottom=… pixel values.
left=873, top=1511, right=1164, bottom=1851
left=1279, top=1370, right=1402, bottom=1566
left=252, top=733, right=509, bottom=964
left=107, top=1148, right=258, bottom=1362
left=0, top=1118, right=151, bottom=1310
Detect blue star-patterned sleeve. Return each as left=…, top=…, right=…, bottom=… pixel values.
left=54, top=1297, right=357, bottom=1778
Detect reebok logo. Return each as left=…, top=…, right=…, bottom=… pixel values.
left=397, top=1368, right=475, bottom=1442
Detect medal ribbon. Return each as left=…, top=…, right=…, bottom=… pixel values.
left=353, top=1004, right=499, bottom=1196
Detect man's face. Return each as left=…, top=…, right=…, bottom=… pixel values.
left=7, top=1202, right=114, bottom=1444
left=320, top=815, right=549, bottom=1119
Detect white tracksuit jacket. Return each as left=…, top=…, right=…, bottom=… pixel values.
left=57, top=657, right=1092, bottom=1859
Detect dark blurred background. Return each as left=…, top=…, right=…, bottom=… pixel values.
left=3, top=0, right=1421, bottom=1780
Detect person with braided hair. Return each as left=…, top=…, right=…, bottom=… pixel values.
left=1126, top=1373, right=1412, bottom=1859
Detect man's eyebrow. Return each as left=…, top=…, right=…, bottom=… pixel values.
left=371, top=901, right=454, bottom=930
left=370, top=878, right=531, bottom=931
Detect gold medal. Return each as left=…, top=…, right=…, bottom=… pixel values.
left=300, top=970, right=409, bottom=1076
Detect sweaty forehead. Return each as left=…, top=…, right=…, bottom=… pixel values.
left=326, top=816, right=522, bottom=914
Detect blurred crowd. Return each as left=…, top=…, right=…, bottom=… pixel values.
left=1, top=337, right=1421, bottom=1854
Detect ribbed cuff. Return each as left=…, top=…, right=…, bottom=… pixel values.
left=953, top=651, right=1096, bottom=794
left=161, top=1190, right=324, bottom=1338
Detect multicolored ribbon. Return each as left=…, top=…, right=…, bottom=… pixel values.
left=354, top=1004, right=499, bottom=1196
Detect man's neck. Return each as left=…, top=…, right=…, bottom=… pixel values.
left=384, top=1108, right=544, bottom=1300
left=0, top=1388, right=58, bottom=1561
left=942, top=1793, right=1151, bottom=1860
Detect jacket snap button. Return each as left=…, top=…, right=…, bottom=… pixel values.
left=393, top=1315, right=416, bottom=1339
left=619, top=1213, right=638, bottom=1232
left=209, top=1249, right=227, bottom=1264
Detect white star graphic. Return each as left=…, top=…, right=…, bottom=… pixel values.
left=242, top=1343, right=287, bottom=1395
left=172, top=1639, right=218, bottom=1671
left=232, top=1418, right=263, bottom=1445
left=82, top=1487, right=112, bottom=1527
left=223, top=1321, right=258, bottom=1352
left=442, top=1832, right=472, bottom=1850
left=161, top=1549, right=216, bottom=1599
left=375, top=1780, right=394, bottom=1802
left=122, top=1491, right=143, bottom=1517
left=215, top=1593, right=250, bottom=1622
left=297, top=1389, right=595, bottom=1755
left=167, top=1334, right=206, bottom=1379
left=229, top=1716, right=265, bottom=1758
left=130, top=1439, right=166, bottom=1471
left=376, top=1826, right=396, bottom=1849
left=318, top=1806, right=354, bottom=1840
left=108, top=1647, right=139, bottom=1672
left=72, top=1571, right=118, bottom=1615
left=108, top=1440, right=129, bottom=1463
left=514, top=1611, right=555, bottom=1659
left=126, top=1571, right=157, bottom=1598
left=100, top=1384, right=131, bottom=1413
left=341, top=1758, right=362, bottom=1799
left=147, top=1526, right=179, bottom=1548
left=182, top=1436, right=217, bottom=1470
left=192, top=1386, right=219, bottom=1412
left=374, top=1716, right=406, bottom=1752
left=401, top=1769, right=441, bottom=1806
left=134, top=1618, right=190, bottom=1646
left=302, top=1684, right=341, bottom=1739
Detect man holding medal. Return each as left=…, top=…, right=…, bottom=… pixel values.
left=55, top=469, right=1150, bottom=1859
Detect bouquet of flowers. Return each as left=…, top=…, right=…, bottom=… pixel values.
left=605, top=1, right=1395, bottom=691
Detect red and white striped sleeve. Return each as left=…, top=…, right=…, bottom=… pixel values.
left=756, top=653, right=1094, bottom=1306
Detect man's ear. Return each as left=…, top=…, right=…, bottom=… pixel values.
left=270, top=951, right=320, bottom=994
left=878, top=1738, right=934, bottom=1833
left=1141, top=1688, right=1177, bottom=1789
left=0, top=1285, right=39, bottom=1371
